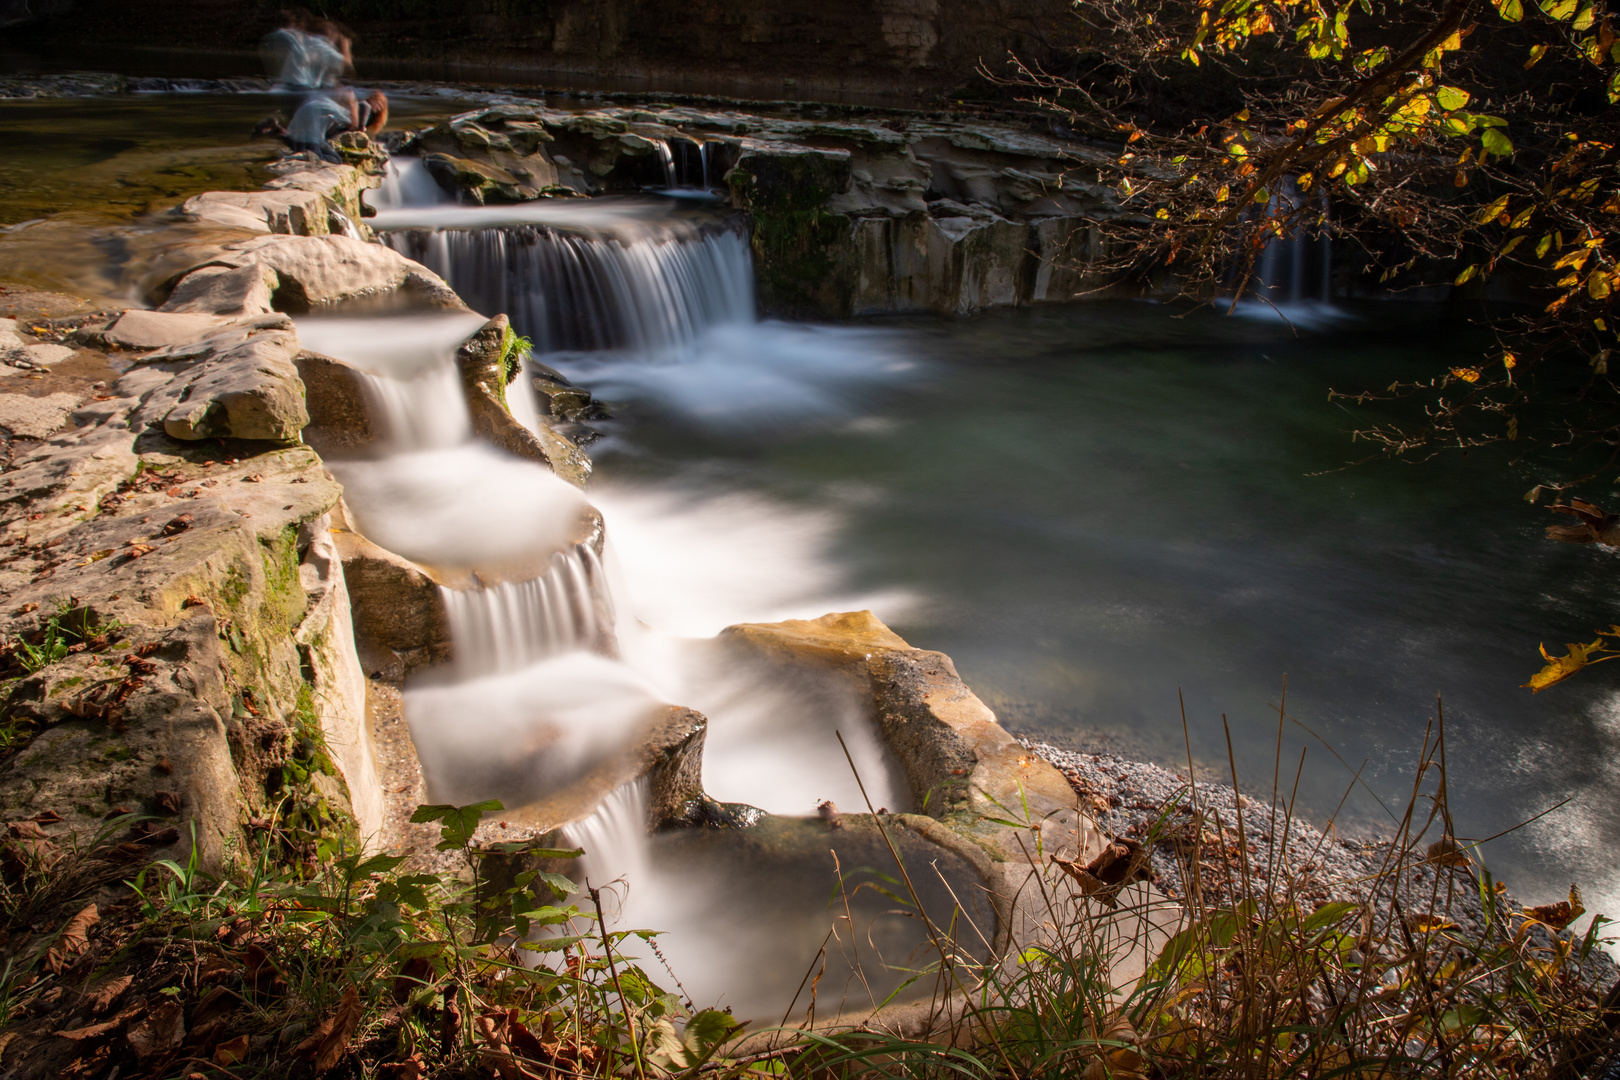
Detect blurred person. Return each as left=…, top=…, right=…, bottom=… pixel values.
left=252, top=86, right=389, bottom=160
left=259, top=8, right=345, bottom=90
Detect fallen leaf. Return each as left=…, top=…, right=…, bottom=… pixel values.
left=165, top=487, right=184, bottom=498
left=127, top=1000, right=186, bottom=1059
left=1425, top=835, right=1472, bottom=868
left=29, top=810, right=62, bottom=824
left=153, top=790, right=182, bottom=814
left=55, top=1003, right=141, bottom=1041
left=243, top=943, right=284, bottom=993
left=292, top=984, right=362, bottom=1074
left=160, top=514, right=193, bottom=537
left=213, top=1034, right=250, bottom=1066
left=134, top=824, right=180, bottom=847
left=123, top=543, right=155, bottom=559
left=195, top=955, right=237, bottom=985
left=1527, top=885, right=1585, bottom=931
left=440, top=999, right=461, bottom=1058
left=182, top=595, right=206, bottom=608
left=242, top=474, right=263, bottom=484
left=82, top=975, right=134, bottom=1015
left=46, top=903, right=99, bottom=973
left=393, top=955, right=433, bottom=1004
left=1053, top=839, right=1152, bottom=909
left=1406, top=913, right=1459, bottom=934
left=379, top=1054, right=427, bottom=1080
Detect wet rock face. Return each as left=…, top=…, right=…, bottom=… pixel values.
left=394, top=103, right=1130, bottom=318
left=720, top=611, right=1080, bottom=859
left=454, top=314, right=592, bottom=488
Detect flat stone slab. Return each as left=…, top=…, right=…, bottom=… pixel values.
left=104, top=309, right=225, bottom=351
left=0, top=391, right=84, bottom=439
left=1, top=342, right=76, bottom=370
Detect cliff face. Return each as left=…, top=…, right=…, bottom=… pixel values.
left=8, top=0, right=1083, bottom=99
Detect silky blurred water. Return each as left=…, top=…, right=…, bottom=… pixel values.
left=575, top=300, right=1620, bottom=929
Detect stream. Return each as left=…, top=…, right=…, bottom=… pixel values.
left=4, top=91, right=1618, bottom=1002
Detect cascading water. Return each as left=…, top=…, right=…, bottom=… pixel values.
left=1239, top=178, right=1339, bottom=324
left=380, top=218, right=754, bottom=353
left=441, top=544, right=615, bottom=678
left=298, top=312, right=484, bottom=452
left=367, top=155, right=454, bottom=211
left=308, top=187, right=965, bottom=1016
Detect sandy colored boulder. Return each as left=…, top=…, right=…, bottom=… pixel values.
left=295, top=350, right=378, bottom=456
left=161, top=326, right=309, bottom=442
left=103, top=310, right=224, bottom=351
left=178, top=189, right=332, bottom=236
left=160, top=264, right=278, bottom=318
left=0, top=391, right=85, bottom=439
left=208, top=234, right=463, bottom=312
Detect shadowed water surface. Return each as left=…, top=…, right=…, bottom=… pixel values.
left=575, top=301, right=1620, bottom=931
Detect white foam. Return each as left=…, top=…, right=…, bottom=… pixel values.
left=330, top=443, right=589, bottom=569
left=406, top=651, right=660, bottom=808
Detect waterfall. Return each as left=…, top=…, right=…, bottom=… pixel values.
left=367, top=156, right=451, bottom=211
left=560, top=778, right=651, bottom=907
left=352, top=361, right=472, bottom=452
left=379, top=223, right=754, bottom=353
left=330, top=208, right=363, bottom=240
left=1252, top=179, right=1333, bottom=306
left=295, top=312, right=484, bottom=452
left=655, top=140, right=678, bottom=189
left=440, top=544, right=616, bottom=678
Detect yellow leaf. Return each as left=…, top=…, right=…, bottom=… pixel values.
left=1525, top=885, right=1585, bottom=930
left=1525, top=639, right=1609, bottom=691
left=1526, top=43, right=1551, bottom=67
left=1574, top=3, right=1596, bottom=29
left=1495, top=0, right=1526, bottom=19
left=1503, top=351, right=1518, bottom=369
left=1591, top=271, right=1613, bottom=299
left=1474, top=194, right=1511, bottom=224
left=1215, top=184, right=1229, bottom=203
left=1543, top=0, right=1579, bottom=20
left=1436, top=85, right=1471, bottom=110
left=1451, top=366, right=1482, bottom=382
left=1455, top=264, right=1479, bottom=286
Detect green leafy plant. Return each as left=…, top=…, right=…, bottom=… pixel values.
left=499, top=325, right=533, bottom=387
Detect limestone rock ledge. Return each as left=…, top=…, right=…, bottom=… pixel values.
left=390, top=103, right=1140, bottom=318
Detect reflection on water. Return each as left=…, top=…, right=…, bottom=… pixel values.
left=580, top=299, right=1620, bottom=933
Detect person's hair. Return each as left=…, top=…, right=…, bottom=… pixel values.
left=312, top=17, right=354, bottom=42
left=275, top=6, right=312, bottom=29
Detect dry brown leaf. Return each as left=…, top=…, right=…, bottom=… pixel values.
left=379, top=1054, right=427, bottom=1080
left=82, top=975, right=134, bottom=1015
left=56, top=1003, right=140, bottom=1041
left=192, top=984, right=239, bottom=1027
left=1527, top=885, right=1586, bottom=931
left=127, top=1000, right=186, bottom=1059
left=1425, top=835, right=1472, bottom=868
left=46, top=903, right=98, bottom=973
left=292, top=984, right=362, bottom=1075
left=196, top=954, right=236, bottom=984
left=213, top=1034, right=250, bottom=1066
